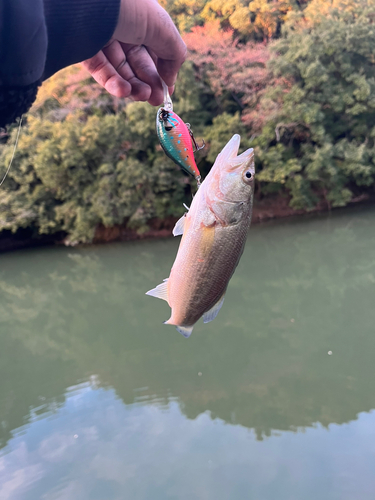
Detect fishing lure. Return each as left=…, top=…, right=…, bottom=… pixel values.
left=156, top=82, right=204, bottom=185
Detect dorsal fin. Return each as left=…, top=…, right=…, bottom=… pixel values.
left=173, top=214, right=187, bottom=236
left=202, top=294, right=226, bottom=324
left=145, top=279, right=169, bottom=302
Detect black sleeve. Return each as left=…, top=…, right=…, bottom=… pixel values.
left=43, top=0, right=120, bottom=79
left=0, top=0, right=47, bottom=87
left=0, top=0, right=119, bottom=128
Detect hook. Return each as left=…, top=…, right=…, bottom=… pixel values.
left=188, top=126, right=205, bottom=153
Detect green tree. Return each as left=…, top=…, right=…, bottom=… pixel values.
left=0, top=60, right=215, bottom=244
left=254, top=0, right=375, bottom=208
left=201, top=0, right=309, bottom=40
left=160, top=0, right=207, bottom=32
left=0, top=103, right=190, bottom=244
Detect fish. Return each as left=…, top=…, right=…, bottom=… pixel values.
left=156, top=108, right=203, bottom=182
left=146, top=134, right=255, bottom=338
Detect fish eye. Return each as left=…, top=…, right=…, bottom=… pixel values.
left=165, top=126, right=173, bottom=131
left=242, top=168, right=254, bottom=184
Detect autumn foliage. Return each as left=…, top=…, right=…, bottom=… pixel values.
left=1, top=0, right=375, bottom=244
left=184, top=21, right=270, bottom=129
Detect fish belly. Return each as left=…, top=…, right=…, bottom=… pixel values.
left=167, top=216, right=251, bottom=327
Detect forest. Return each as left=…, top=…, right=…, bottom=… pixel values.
left=1, top=0, right=375, bottom=245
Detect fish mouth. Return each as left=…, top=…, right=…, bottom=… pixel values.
left=217, top=135, right=241, bottom=163
left=227, top=147, right=254, bottom=173
left=210, top=135, right=255, bottom=181
left=216, top=135, right=254, bottom=172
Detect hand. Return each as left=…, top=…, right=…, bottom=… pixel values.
left=82, top=0, right=187, bottom=106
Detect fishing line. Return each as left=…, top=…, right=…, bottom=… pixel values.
left=0, top=116, right=23, bottom=188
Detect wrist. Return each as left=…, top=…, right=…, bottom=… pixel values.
left=113, top=0, right=153, bottom=44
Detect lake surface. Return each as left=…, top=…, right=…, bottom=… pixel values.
left=1, top=207, right=375, bottom=500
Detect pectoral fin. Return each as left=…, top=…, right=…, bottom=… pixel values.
left=146, top=279, right=169, bottom=302
left=202, top=294, right=226, bottom=324
left=173, top=214, right=187, bottom=236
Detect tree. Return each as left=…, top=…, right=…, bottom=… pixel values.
left=0, top=92, right=195, bottom=244
left=254, top=0, right=375, bottom=208
left=159, top=0, right=207, bottom=32
left=201, top=0, right=310, bottom=41
left=184, top=21, right=270, bottom=125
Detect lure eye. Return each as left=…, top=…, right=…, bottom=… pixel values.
left=159, top=109, right=169, bottom=123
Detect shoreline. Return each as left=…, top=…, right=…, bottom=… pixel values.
left=92, top=193, right=372, bottom=243
left=0, top=193, right=372, bottom=253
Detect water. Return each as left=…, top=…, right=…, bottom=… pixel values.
left=1, top=207, right=375, bottom=500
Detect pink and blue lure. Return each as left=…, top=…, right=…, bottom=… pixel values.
left=156, top=82, right=204, bottom=185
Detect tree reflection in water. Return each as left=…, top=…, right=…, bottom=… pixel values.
left=1, top=206, right=375, bottom=449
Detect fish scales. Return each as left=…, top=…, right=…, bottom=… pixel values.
left=146, top=134, right=255, bottom=337
left=169, top=211, right=252, bottom=326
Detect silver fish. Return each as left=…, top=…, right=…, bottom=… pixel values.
left=146, top=134, right=255, bottom=338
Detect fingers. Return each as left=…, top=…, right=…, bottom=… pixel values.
left=113, top=0, right=187, bottom=87
left=82, top=50, right=132, bottom=98
left=83, top=41, right=166, bottom=106
left=121, top=44, right=163, bottom=106
left=103, top=41, right=151, bottom=101
left=83, top=0, right=188, bottom=106
left=83, top=41, right=153, bottom=102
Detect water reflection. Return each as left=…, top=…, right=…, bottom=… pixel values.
left=1, top=206, right=375, bottom=451
left=1, top=379, right=375, bottom=500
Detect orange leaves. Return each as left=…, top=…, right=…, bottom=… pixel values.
left=184, top=23, right=270, bottom=129
left=183, top=20, right=233, bottom=52
left=31, top=65, right=122, bottom=119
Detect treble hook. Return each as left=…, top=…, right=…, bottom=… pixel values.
left=185, top=123, right=205, bottom=154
